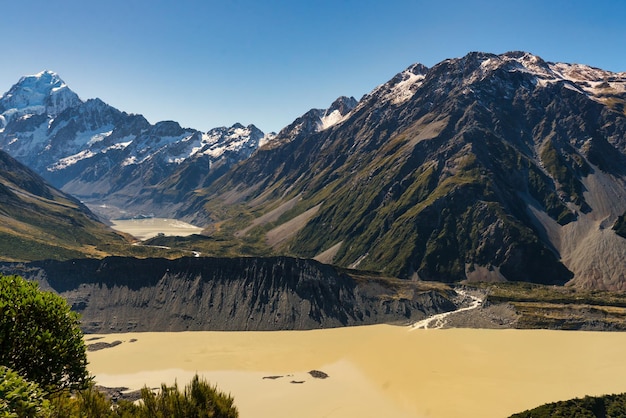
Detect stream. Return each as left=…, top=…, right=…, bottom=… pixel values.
left=410, top=289, right=483, bottom=330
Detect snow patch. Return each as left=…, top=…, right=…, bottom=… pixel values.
left=49, top=149, right=95, bottom=171
left=193, top=125, right=262, bottom=159
left=105, top=141, right=132, bottom=151
left=363, top=67, right=426, bottom=108
left=391, top=72, right=425, bottom=104
left=258, top=132, right=276, bottom=148
left=462, top=53, right=626, bottom=107
left=48, top=138, right=133, bottom=171
left=87, top=130, right=113, bottom=146
left=6, top=122, right=51, bottom=157
left=319, top=109, right=345, bottom=130
left=122, top=156, right=138, bottom=166
left=548, top=62, right=626, bottom=97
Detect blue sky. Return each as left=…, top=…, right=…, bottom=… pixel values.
left=1, top=0, right=625, bottom=133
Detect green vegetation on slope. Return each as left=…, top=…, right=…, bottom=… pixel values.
left=475, top=281, right=626, bottom=330
left=142, top=232, right=271, bottom=258
left=0, top=150, right=141, bottom=262
left=480, top=281, right=626, bottom=307
left=0, top=232, right=90, bottom=261
left=287, top=141, right=570, bottom=283
left=539, top=139, right=590, bottom=212
left=0, top=194, right=135, bottom=261
left=204, top=126, right=576, bottom=285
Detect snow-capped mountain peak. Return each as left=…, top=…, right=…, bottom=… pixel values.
left=258, top=131, right=277, bottom=148
left=451, top=51, right=626, bottom=102
left=319, top=96, right=358, bottom=130
left=0, top=70, right=81, bottom=122
left=198, top=123, right=265, bottom=159
left=272, top=96, right=358, bottom=146
left=361, top=62, right=429, bottom=107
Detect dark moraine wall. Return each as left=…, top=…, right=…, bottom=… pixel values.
left=0, top=256, right=457, bottom=332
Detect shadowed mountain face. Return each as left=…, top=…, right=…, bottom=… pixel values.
left=180, top=52, right=626, bottom=289
left=0, top=150, right=129, bottom=260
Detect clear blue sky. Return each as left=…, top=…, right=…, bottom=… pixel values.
left=1, top=0, right=625, bottom=133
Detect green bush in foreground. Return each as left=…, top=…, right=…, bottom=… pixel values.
left=115, top=374, right=238, bottom=418
left=48, top=384, right=113, bottom=418
left=0, top=366, right=52, bottom=417
left=0, top=274, right=89, bottom=394
left=510, top=393, right=626, bottom=417
left=47, top=374, right=238, bottom=417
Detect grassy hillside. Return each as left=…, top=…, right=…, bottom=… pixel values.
left=0, top=150, right=188, bottom=261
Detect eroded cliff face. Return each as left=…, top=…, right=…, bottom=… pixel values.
left=0, top=256, right=457, bottom=332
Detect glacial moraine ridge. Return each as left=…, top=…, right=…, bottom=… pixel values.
left=0, top=256, right=458, bottom=332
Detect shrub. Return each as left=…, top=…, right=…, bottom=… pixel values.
left=510, top=393, right=626, bottom=417
left=136, top=374, right=238, bottom=418
left=0, top=274, right=89, bottom=393
left=47, top=384, right=114, bottom=418
left=46, top=374, right=238, bottom=418
left=0, top=365, right=52, bottom=417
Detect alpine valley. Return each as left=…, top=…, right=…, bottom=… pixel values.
left=2, top=51, right=626, bottom=333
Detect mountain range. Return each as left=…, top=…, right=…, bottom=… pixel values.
left=2, top=51, right=626, bottom=290
left=0, top=71, right=357, bottom=220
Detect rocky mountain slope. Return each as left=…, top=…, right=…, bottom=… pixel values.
left=0, top=149, right=130, bottom=261
left=181, top=52, right=626, bottom=290
left=0, top=256, right=458, bottom=332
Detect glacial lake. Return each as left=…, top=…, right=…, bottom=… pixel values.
left=109, top=218, right=204, bottom=240
left=87, top=326, right=626, bottom=418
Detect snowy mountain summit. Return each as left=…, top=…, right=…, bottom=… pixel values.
left=0, top=71, right=81, bottom=130
left=270, top=95, right=357, bottom=146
